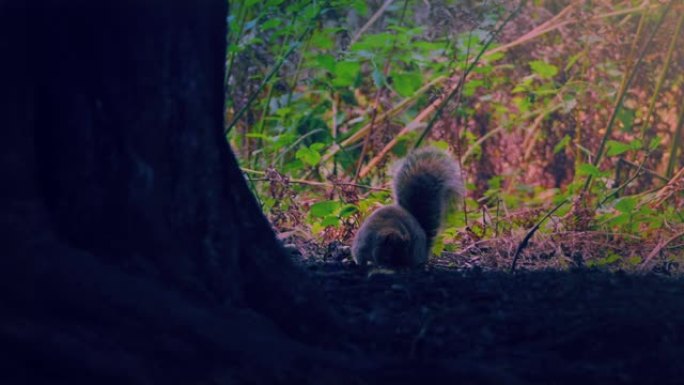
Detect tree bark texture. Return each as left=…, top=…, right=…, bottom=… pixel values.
left=1, top=1, right=344, bottom=383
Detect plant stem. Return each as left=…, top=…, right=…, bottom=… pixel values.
left=641, top=11, right=684, bottom=142
left=225, top=24, right=316, bottom=135
left=582, top=1, right=672, bottom=194
left=666, top=94, right=684, bottom=178
left=414, top=1, right=526, bottom=148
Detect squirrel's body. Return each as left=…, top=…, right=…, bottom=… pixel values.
left=352, top=148, right=464, bottom=268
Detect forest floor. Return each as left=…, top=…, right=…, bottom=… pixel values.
left=292, top=240, right=684, bottom=384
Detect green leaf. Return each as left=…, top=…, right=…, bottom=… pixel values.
left=486, top=51, right=505, bottom=62
left=261, top=19, right=281, bottom=31
left=511, top=84, right=528, bottom=93
left=392, top=72, right=422, bottom=97
left=529, top=60, right=558, bottom=79
left=315, top=54, right=336, bottom=73
left=310, top=200, right=340, bottom=218
left=332, top=61, right=360, bottom=87
left=564, top=52, right=582, bottom=72
left=615, top=197, right=637, bottom=213
left=296, top=146, right=322, bottom=166
left=577, top=163, right=602, bottom=177
left=322, top=216, right=340, bottom=227
left=431, top=235, right=445, bottom=256
left=649, top=136, right=662, bottom=150
left=350, top=33, right=394, bottom=52
left=597, top=252, right=621, bottom=266
left=432, top=140, right=449, bottom=151
left=626, top=255, right=642, bottom=266
left=352, top=0, right=368, bottom=15
left=283, top=159, right=304, bottom=173
left=310, top=142, right=325, bottom=152
left=488, top=175, right=503, bottom=190
left=339, top=204, right=359, bottom=218
left=310, top=31, right=334, bottom=50
left=606, top=140, right=631, bottom=156
left=463, top=79, right=484, bottom=97
left=553, top=135, right=571, bottom=154
left=301, top=4, right=320, bottom=20
left=246, top=133, right=269, bottom=140
left=617, top=108, right=635, bottom=132
left=610, top=213, right=630, bottom=226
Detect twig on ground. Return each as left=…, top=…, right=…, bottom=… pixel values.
left=640, top=229, right=684, bottom=271
left=510, top=199, right=569, bottom=272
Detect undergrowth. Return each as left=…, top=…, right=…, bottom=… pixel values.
left=226, top=0, right=684, bottom=273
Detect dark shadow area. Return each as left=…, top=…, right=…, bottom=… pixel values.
left=300, top=255, right=684, bottom=383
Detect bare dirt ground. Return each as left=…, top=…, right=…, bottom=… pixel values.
left=293, top=243, right=684, bottom=384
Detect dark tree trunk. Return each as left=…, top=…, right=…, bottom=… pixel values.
left=0, top=2, right=514, bottom=384
left=1, top=1, right=347, bottom=383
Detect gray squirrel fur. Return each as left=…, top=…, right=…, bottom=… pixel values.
left=352, top=147, right=465, bottom=268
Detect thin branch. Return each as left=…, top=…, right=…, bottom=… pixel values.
left=485, top=1, right=657, bottom=58
left=582, top=1, right=672, bottom=193
left=354, top=0, right=410, bottom=181
left=641, top=10, right=684, bottom=141
left=414, top=1, right=527, bottom=149
left=241, top=168, right=390, bottom=191
left=510, top=198, right=569, bottom=272
left=350, top=0, right=395, bottom=46
left=597, top=149, right=655, bottom=209
left=358, top=1, right=527, bottom=178
left=225, top=8, right=322, bottom=135
left=320, top=76, right=446, bottom=164
left=640, top=229, right=684, bottom=271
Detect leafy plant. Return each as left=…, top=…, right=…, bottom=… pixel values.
left=227, top=1, right=684, bottom=271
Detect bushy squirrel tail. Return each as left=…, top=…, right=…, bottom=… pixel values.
left=392, top=147, right=465, bottom=243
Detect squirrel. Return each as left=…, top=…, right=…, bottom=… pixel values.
left=352, top=147, right=465, bottom=268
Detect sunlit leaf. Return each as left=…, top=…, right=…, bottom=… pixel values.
left=606, top=140, right=631, bottom=156
left=296, top=146, right=322, bottom=166
left=529, top=60, right=558, bottom=79
left=626, top=255, right=642, bottom=266
left=649, top=136, right=662, bottom=150
left=322, top=216, right=340, bottom=227
left=339, top=204, right=359, bottom=218
left=597, top=252, right=621, bottom=266
left=310, top=200, right=340, bottom=218
left=432, top=140, right=449, bottom=151
left=577, top=163, right=602, bottom=177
